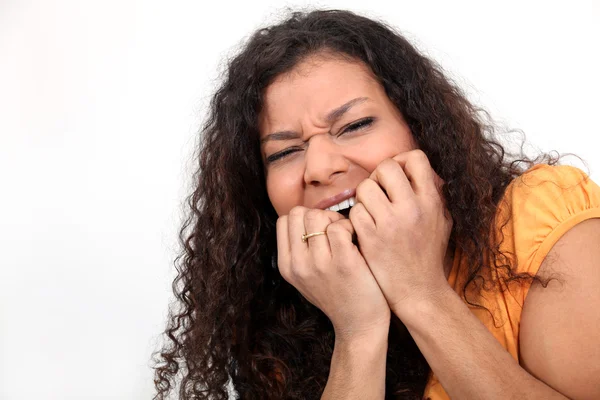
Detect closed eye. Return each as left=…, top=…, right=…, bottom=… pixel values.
left=265, top=117, right=376, bottom=164
left=341, top=117, right=375, bottom=134
left=265, top=147, right=302, bottom=164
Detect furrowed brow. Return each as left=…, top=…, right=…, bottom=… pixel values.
left=325, top=96, right=369, bottom=123
left=260, top=96, right=370, bottom=146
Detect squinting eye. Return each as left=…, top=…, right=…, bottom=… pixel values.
left=341, top=117, right=375, bottom=135
left=265, top=117, right=375, bottom=165
left=266, top=147, right=302, bottom=164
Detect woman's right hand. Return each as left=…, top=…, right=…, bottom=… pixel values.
left=276, top=206, right=391, bottom=341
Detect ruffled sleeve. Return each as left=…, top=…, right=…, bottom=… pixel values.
left=424, top=164, right=600, bottom=400
left=496, top=163, right=600, bottom=299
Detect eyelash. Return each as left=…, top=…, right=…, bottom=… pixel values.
left=266, top=117, right=375, bottom=164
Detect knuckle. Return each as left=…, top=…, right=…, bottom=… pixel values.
left=276, top=215, right=288, bottom=228
left=351, top=201, right=363, bottom=211
left=332, top=254, right=353, bottom=275
left=349, top=204, right=362, bottom=220
left=289, top=206, right=306, bottom=218
left=326, top=221, right=347, bottom=235
left=404, top=206, right=424, bottom=225
left=311, top=258, right=329, bottom=275
left=412, top=149, right=428, bottom=160
left=380, top=158, right=395, bottom=169
left=326, top=222, right=352, bottom=252
left=277, top=259, right=293, bottom=280
left=290, top=252, right=303, bottom=266
left=427, top=193, right=442, bottom=207
left=278, top=266, right=291, bottom=282
left=276, top=256, right=287, bottom=271
left=413, top=149, right=431, bottom=165
left=355, top=180, right=369, bottom=197
left=304, top=209, right=322, bottom=223
left=350, top=202, right=366, bottom=216
left=289, top=259, right=306, bottom=278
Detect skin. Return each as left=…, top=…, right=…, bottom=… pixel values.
left=259, top=54, right=600, bottom=399
left=259, top=53, right=454, bottom=275
left=261, top=54, right=453, bottom=398
left=260, top=54, right=417, bottom=215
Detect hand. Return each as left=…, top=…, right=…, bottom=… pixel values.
left=349, top=149, right=453, bottom=318
left=276, top=207, right=391, bottom=340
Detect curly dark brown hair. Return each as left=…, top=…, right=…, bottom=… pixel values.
left=151, top=8, right=577, bottom=400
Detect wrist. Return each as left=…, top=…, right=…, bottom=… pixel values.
left=325, top=323, right=388, bottom=400
left=334, top=323, right=389, bottom=349
left=333, top=328, right=389, bottom=365
left=392, top=284, right=458, bottom=329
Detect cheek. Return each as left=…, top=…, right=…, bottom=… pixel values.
left=358, top=129, right=416, bottom=168
left=356, top=142, right=407, bottom=171
left=266, top=171, right=302, bottom=216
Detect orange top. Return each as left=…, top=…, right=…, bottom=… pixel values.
left=423, top=163, right=600, bottom=399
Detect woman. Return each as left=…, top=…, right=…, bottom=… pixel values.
left=152, top=9, right=600, bottom=400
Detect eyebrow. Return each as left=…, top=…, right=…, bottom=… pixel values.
left=260, top=96, right=370, bottom=145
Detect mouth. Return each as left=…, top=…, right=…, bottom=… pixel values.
left=337, top=207, right=358, bottom=245
left=339, top=207, right=351, bottom=218
left=315, top=188, right=356, bottom=211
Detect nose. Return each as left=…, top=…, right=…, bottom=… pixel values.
left=303, top=135, right=349, bottom=186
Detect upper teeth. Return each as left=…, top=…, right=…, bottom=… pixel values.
left=326, top=196, right=356, bottom=212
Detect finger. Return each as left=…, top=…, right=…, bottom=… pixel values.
left=288, top=206, right=309, bottom=272
left=276, top=216, right=291, bottom=279
left=355, top=178, right=389, bottom=223
left=390, top=150, right=437, bottom=196
left=326, top=218, right=356, bottom=253
left=348, top=202, right=375, bottom=240
left=327, top=219, right=368, bottom=274
left=303, top=209, right=344, bottom=258
left=369, top=158, right=413, bottom=204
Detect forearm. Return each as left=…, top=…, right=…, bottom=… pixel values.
left=398, top=288, right=568, bottom=400
left=321, top=330, right=388, bottom=400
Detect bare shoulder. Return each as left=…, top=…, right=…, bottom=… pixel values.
left=520, top=218, right=600, bottom=400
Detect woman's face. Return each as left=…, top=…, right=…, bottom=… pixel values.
left=259, top=55, right=418, bottom=216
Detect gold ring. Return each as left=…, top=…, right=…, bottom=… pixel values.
left=301, top=231, right=327, bottom=242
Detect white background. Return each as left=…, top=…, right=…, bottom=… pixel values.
left=0, top=0, right=598, bottom=399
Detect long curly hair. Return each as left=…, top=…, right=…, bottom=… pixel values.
left=152, top=8, right=572, bottom=399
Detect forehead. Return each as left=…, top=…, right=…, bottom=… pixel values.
left=259, top=56, right=381, bottom=130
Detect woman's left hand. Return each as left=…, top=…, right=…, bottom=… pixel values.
left=349, top=149, right=454, bottom=318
